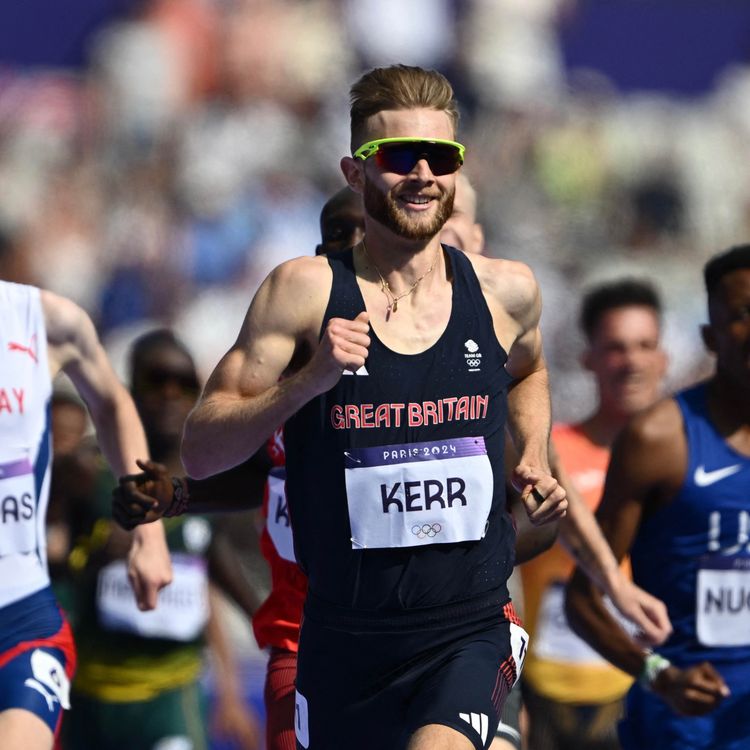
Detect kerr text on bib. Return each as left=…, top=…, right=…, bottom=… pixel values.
left=344, top=437, right=493, bottom=549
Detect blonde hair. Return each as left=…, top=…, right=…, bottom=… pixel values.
left=349, top=65, right=459, bottom=152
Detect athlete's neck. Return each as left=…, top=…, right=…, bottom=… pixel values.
left=706, top=377, right=750, bottom=455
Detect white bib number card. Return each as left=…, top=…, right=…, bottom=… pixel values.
left=0, top=456, right=37, bottom=556
left=267, top=467, right=296, bottom=563
left=344, top=437, right=493, bottom=549
left=697, top=555, right=750, bottom=647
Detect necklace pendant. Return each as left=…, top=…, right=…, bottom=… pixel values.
left=391, top=299, right=398, bottom=313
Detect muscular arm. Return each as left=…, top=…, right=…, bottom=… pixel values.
left=502, top=267, right=551, bottom=473
left=184, top=453, right=270, bottom=513
left=42, top=290, right=171, bottom=608
left=475, top=257, right=565, bottom=524
left=181, top=257, right=370, bottom=478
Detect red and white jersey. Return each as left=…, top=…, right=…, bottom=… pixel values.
left=0, top=281, right=53, bottom=607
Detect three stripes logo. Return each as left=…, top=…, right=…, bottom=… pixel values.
left=459, top=712, right=489, bottom=745
left=342, top=364, right=369, bottom=376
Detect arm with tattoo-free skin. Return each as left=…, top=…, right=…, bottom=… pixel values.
left=41, top=290, right=172, bottom=610
left=181, top=256, right=370, bottom=479
left=472, top=255, right=567, bottom=525
left=565, top=398, right=729, bottom=716
left=113, top=453, right=270, bottom=529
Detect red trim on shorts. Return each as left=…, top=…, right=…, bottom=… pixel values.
left=0, top=611, right=76, bottom=743
left=503, top=601, right=522, bottom=627
left=491, top=604, right=523, bottom=709
left=0, top=616, right=75, bottom=673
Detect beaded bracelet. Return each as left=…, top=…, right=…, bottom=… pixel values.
left=163, top=477, right=190, bottom=517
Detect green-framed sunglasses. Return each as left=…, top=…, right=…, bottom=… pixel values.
left=353, top=137, right=465, bottom=176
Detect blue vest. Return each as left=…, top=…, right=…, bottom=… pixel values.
left=631, top=383, right=750, bottom=687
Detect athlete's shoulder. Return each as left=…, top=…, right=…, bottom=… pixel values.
left=264, top=255, right=332, bottom=300
left=39, top=289, right=90, bottom=346
left=247, top=255, right=332, bottom=338
left=465, top=254, right=539, bottom=318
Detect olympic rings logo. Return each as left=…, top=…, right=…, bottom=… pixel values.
left=411, top=523, right=442, bottom=539
left=466, top=358, right=481, bottom=368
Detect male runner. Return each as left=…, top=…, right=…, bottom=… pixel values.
left=0, top=280, right=171, bottom=750
left=116, top=175, right=670, bottom=749
left=565, top=244, right=750, bottom=749
left=179, top=64, right=567, bottom=750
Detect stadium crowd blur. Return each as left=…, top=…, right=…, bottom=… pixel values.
left=3, top=0, right=750, bottom=745
left=4, top=0, right=750, bottom=416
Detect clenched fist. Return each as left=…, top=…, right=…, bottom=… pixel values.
left=304, top=310, right=371, bottom=393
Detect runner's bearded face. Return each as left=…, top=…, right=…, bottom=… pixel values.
left=358, top=137, right=459, bottom=241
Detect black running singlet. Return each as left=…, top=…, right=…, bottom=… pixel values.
left=284, top=246, right=516, bottom=626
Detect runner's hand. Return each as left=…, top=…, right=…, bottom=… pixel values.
left=127, top=520, right=172, bottom=610
left=304, top=311, right=370, bottom=393
left=113, top=459, right=174, bottom=530
left=653, top=662, right=729, bottom=716
left=607, top=575, right=672, bottom=646
left=512, top=464, right=567, bottom=526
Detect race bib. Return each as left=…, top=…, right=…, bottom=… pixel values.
left=97, top=553, right=209, bottom=641
left=697, top=555, right=750, bottom=647
left=344, top=437, right=493, bottom=549
left=0, top=456, right=37, bottom=556
left=267, top=467, right=295, bottom=562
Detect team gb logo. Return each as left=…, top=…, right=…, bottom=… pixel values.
left=464, top=339, right=482, bottom=372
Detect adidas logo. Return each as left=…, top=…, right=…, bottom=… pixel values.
left=342, top=365, right=369, bottom=376
left=459, top=712, right=488, bottom=744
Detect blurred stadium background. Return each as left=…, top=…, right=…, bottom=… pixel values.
left=3, top=0, right=750, bottom=418
left=4, top=2, right=750, bottom=746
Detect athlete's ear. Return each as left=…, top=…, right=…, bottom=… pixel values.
left=341, top=156, right=364, bottom=194
left=700, top=323, right=717, bottom=354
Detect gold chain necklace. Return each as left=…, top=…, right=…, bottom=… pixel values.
left=362, top=240, right=440, bottom=320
